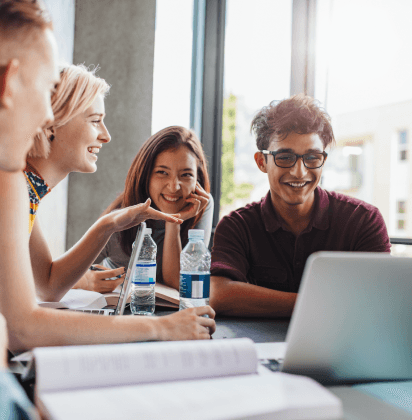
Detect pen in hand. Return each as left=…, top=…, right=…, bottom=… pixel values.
left=89, top=265, right=123, bottom=279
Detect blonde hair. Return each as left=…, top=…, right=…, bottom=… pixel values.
left=29, top=64, right=110, bottom=158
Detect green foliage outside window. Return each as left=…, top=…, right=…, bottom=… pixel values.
left=220, top=94, right=253, bottom=208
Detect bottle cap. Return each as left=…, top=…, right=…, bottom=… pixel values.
left=188, top=229, right=204, bottom=240
left=145, top=228, right=152, bottom=235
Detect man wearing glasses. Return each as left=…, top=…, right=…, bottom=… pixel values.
left=210, top=94, right=390, bottom=317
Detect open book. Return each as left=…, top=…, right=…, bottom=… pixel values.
left=34, top=338, right=342, bottom=420
left=104, top=282, right=179, bottom=309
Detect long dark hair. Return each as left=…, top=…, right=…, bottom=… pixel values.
left=104, top=126, right=210, bottom=255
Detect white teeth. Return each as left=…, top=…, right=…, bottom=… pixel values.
left=163, top=195, right=179, bottom=202
left=288, top=182, right=307, bottom=187
left=88, top=147, right=99, bottom=153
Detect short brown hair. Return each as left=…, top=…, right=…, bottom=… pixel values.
left=251, top=94, right=335, bottom=150
left=0, top=0, right=52, bottom=39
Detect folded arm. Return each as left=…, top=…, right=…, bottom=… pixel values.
left=210, top=276, right=296, bottom=317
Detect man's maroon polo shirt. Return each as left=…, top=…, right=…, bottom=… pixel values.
left=211, top=187, right=391, bottom=292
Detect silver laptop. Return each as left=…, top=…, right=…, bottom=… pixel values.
left=74, top=222, right=146, bottom=316
left=281, top=251, right=412, bottom=384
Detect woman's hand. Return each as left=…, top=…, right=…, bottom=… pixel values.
left=73, top=265, right=125, bottom=293
left=177, top=182, right=210, bottom=221
left=155, top=306, right=216, bottom=340
left=105, top=199, right=183, bottom=234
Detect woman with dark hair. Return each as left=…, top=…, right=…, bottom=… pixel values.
left=75, top=126, right=213, bottom=291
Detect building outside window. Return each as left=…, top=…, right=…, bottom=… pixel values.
left=153, top=0, right=412, bottom=254
left=219, top=0, right=293, bottom=218
left=315, top=0, right=412, bottom=255
left=399, top=130, right=408, bottom=161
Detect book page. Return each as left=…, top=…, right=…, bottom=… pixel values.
left=155, top=283, right=179, bottom=305
left=103, top=283, right=179, bottom=307
left=255, top=342, right=288, bottom=361
left=37, top=289, right=107, bottom=310
left=38, top=372, right=342, bottom=420
left=34, top=338, right=257, bottom=393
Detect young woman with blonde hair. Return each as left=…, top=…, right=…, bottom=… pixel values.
left=4, top=63, right=215, bottom=353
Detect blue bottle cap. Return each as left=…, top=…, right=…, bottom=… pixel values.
left=188, top=229, right=204, bottom=240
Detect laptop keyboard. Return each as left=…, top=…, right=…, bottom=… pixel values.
left=71, top=309, right=114, bottom=316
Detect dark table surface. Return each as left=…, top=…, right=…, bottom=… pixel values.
left=212, top=316, right=289, bottom=342
left=153, top=306, right=290, bottom=342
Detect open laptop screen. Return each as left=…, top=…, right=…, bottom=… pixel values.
left=114, top=222, right=146, bottom=316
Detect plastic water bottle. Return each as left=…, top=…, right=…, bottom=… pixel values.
left=130, top=228, right=157, bottom=315
left=179, top=229, right=211, bottom=310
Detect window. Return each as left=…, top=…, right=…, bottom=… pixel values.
left=219, top=0, right=293, bottom=218
left=315, top=0, right=412, bottom=254
left=322, top=143, right=366, bottom=197
left=399, top=130, right=408, bottom=161
left=400, top=131, right=408, bottom=145
left=186, top=0, right=412, bottom=256
left=152, top=0, right=194, bottom=134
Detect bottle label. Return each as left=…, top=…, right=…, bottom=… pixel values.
left=179, top=273, right=210, bottom=299
left=133, top=263, right=156, bottom=285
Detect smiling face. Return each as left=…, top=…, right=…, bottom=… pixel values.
left=148, top=146, right=198, bottom=214
left=0, top=28, right=59, bottom=171
left=49, top=94, right=111, bottom=174
left=255, top=132, right=326, bottom=215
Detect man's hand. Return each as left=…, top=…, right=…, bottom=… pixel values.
left=176, top=182, right=210, bottom=221
left=74, top=265, right=125, bottom=293
left=155, top=306, right=216, bottom=341
left=106, top=199, right=183, bottom=234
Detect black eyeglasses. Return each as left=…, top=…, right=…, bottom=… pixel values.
left=259, top=150, right=328, bottom=169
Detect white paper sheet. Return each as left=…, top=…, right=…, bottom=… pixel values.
left=39, top=372, right=342, bottom=420
left=34, top=338, right=258, bottom=393
left=255, top=342, right=288, bottom=361
left=37, top=289, right=107, bottom=310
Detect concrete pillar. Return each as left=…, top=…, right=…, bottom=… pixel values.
left=67, top=0, right=156, bottom=248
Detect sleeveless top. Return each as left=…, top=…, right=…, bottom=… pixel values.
left=23, top=163, right=51, bottom=234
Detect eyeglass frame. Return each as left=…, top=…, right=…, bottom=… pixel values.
left=259, top=150, right=328, bottom=169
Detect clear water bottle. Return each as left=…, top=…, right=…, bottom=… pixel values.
left=179, top=229, right=211, bottom=310
left=130, top=227, right=157, bottom=315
